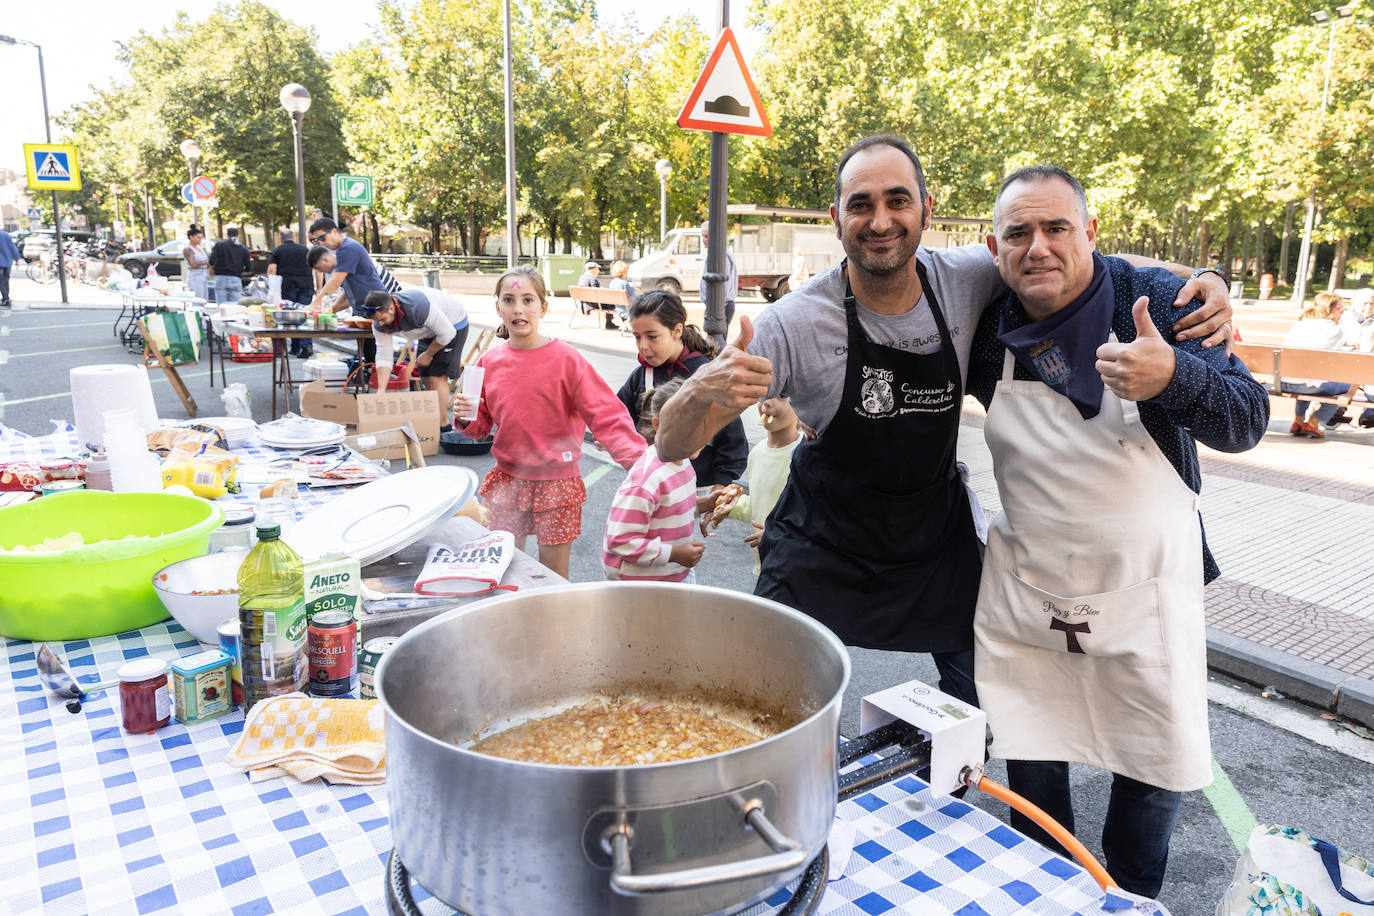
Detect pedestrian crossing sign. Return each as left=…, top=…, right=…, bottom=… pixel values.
left=24, top=144, right=82, bottom=191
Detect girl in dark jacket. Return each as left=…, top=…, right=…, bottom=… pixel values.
left=616, top=290, right=748, bottom=492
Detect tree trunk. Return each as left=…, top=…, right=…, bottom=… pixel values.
left=1328, top=236, right=1350, bottom=291
left=1237, top=225, right=1251, bottom=284
left=1257, top=219, right=1269, bottom=279
left=368, top=212, right=381, bottom=253
left=1278, top=201, right=1296, bottom=287
left=1197, top=221, right=1212, bottom=267
left=467, top=202, right=479, bottom=257
left=430, top=217, right=442, bottom=255
left=215, top=211, right=224, bottom=240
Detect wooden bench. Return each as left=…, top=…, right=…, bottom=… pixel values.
left=1232, top=342, right=1374, bottom=409
left=567, top=285, right=631, bottom=331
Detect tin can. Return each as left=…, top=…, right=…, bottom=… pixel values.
left=217, top=618, right=244, bottom=707
left=308, top=610, right=358, bottom=697
left=358, top=637, right=399, bottom=700
left=37, top=480, right=86, bottom=496
left=170, top=650, right=233, bottom=724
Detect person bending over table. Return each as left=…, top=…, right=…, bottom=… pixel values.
left=363, top=288, right=469, bottom=431
left=966, top=165, right=1268, bottom=898
left=655, top=134, right=1235, bottom=711
left=305, top=217, right=401, bottom=316
left=307, top=243, right=403, bottom=365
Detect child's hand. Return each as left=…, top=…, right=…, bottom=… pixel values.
left=694, top=485, right=724, bottom=517
left=670, top=541, right=706, bottom=568
left=451, top=393, right=480, bottom=425
left=744, top=520, right=765, bottom=549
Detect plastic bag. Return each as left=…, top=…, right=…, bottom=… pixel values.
left=222, top=383, right=251, bottom=419
left=1216, top=824, right=1374, bottom=916
left=159, top=441, right=238, bottom=499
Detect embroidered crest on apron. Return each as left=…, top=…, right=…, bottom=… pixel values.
left=974, top=343, right=1211, bottom=792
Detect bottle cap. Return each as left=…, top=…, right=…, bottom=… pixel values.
left=255, top=523, right=281, bottom=539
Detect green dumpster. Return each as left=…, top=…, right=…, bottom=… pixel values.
left=540, top=254, right=585, bottom=295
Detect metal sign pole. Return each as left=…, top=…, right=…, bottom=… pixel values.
left=331, top=175, right=339, bottom=227
left=35, top=44, right=68, bottom=304
left=701, top=0, right=731, bottom=346
left=502, top=0, right=518, bottom=267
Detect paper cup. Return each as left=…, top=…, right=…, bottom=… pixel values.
left=458, top=366, right=484, bottom=422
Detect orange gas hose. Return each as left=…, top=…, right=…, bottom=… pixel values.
left=961, top=767, right=1119, bottom=892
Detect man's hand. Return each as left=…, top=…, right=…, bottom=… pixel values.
left=416, top=351, right=433, bottom=369
left=669, top=541, right=706, bottom=568
left=1172, top=272, right=1233, bottom=349
left=1096, top=297, right=1177, bottom=402
left=691, top=316, right=773, bottom=409
left=744, top=520, right=765, bottom=549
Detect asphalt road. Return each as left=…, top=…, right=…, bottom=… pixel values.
left=3, top=298, right=1372, bottom=914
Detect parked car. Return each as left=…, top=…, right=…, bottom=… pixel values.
left=117, top=239, right=269, bottom=280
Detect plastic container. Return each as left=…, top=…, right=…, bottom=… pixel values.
left=118, top=657, right=170, bottom=733
left=237, top=524, right=307, bottom=708
left=0, top=491, right=224, bottom=640
left=209, top=506, right=256, bottom=553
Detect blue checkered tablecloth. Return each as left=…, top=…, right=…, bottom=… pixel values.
left=1, top=618, right=1168, bottom=916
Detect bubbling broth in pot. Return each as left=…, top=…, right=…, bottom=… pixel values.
left=465, top=693, right=781, bottom=766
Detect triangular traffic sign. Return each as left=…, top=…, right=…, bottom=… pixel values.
left=677, top=27, right=771, bottom=137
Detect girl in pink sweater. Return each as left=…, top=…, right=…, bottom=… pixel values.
left=454, top=267, right=644, bottom=578
left=604, top=378, right=707, bottom=582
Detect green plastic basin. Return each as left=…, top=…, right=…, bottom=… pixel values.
left=0, top=491, right=224, bottom=641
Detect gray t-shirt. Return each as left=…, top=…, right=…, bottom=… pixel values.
left=752, top=244, right=1006, bottom=433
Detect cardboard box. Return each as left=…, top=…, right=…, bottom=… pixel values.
left=344, top=424, right=427, bottom=467
left=299, top=380, right=442, bottom=456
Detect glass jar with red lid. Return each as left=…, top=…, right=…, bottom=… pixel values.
left=118, top=657, right=171, bottom=733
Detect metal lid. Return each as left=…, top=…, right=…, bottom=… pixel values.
left=117, top=657, right=168, bottom=682
left=170, top=649, right=232, bottom=674
left=223, top=507, right=256, bottom=526
left=310, top=610, right=354, bottom=627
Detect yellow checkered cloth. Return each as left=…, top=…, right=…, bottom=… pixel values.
left=226, top=693, right=386, bottom=786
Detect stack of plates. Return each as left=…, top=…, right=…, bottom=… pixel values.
left=257, top=416, right=345, bottom=450
left=183, top=416, right=258, bottom=449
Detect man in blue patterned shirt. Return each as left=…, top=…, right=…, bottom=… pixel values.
left=967, top=164, right=1269, bottom=899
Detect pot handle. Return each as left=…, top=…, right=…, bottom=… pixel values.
left=606, top=798, right=808, bottom=895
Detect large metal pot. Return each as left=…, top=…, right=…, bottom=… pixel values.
left=378, top=582, right=850, bottom=915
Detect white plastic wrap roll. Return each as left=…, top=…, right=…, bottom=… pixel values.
left=70, top=365, right=159, bottom=448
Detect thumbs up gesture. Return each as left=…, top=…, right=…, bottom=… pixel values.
left=1094, top=296, right=1177, bottom=402
left=696, top=315, right=774, bottom=409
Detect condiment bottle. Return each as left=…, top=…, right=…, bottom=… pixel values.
left=118, top=657, right=171, bottom=733
left=237, top=524, right=307, bottom=709
left=84, top=450, right=113, bottom=491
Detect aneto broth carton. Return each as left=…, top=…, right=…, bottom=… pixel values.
left=304, top=553, right=362, bottom=624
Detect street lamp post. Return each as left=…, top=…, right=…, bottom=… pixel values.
left=655, top=159, right=673, bottom=243
left=279, top=83, right=311, bottom=244
left=179, top=139, right=201, bottom=230
left=1, top=33, right=68, bottom=303
left=1291, top=4, right=1354, bottom=307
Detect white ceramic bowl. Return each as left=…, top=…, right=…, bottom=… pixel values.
left=151, top=550, right=247, bottom=643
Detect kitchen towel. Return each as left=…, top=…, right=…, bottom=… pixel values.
left=226, top=693, right=386, bottom=786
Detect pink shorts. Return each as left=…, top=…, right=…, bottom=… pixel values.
left=479, top=468, right=586, bottom=545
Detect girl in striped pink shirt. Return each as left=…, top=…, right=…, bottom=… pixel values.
left=604, top=379, right=707, bottom=582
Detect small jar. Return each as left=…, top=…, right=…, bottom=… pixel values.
left=209, top=506, right=257, bottom=553
left=118, top=657, right=171, bottom=733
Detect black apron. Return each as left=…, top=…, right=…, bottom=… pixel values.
left=756, top=262, right=982, bottom=653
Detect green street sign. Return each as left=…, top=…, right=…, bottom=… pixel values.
left=333, top=174, right=374, bottom=206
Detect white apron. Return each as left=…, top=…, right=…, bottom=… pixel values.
left=974, top=345, right=1211, bottom=792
